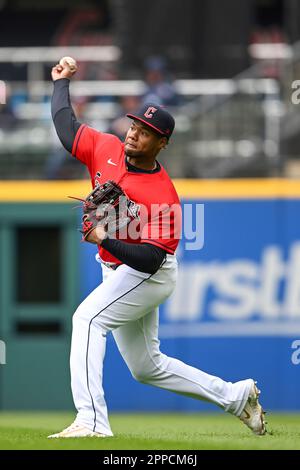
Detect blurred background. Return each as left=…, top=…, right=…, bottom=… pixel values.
left=0, top=0, right=300, bottom=415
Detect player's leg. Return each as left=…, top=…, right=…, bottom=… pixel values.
left=68, top=255, right=177, bottom=435
left=113, top=308, right=252, bottom=417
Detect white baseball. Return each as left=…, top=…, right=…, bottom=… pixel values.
left=59, top=56, right=77, bottom=73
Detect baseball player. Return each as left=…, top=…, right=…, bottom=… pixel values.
left=48, top=60, right=266, bottom=438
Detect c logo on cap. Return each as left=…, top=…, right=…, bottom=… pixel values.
left=144, top=106, right=157, bottom=119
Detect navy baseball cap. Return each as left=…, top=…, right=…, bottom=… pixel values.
left=127, top=103, right=175, bottom=139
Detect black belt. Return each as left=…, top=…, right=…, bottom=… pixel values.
left=102, top=261, right=120, bottom=270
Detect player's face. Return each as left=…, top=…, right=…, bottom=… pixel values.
left=124, top=121, right=166, bottom=158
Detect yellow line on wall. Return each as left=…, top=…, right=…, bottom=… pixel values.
left=174, top=179, right=300, bottom=198
left=0, top=181, right=91, bottom=202
left=0, top=179, right=300, bottom=202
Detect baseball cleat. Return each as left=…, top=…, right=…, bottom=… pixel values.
left=239, top=380, right=267, bottom=436
left=47, top=421, right=107, bottom=438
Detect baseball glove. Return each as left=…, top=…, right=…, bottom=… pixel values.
left=74, top=180, right=132, bottom=240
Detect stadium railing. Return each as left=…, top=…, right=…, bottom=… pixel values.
left=0, top=45, right=289, bottom=179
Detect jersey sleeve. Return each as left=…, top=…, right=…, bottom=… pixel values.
left=140, top=202, right=182, bottom=254
left=71, top=124, right=101, bottom=166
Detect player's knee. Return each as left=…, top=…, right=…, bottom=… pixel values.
left=130, top=364, right=158, bottom=383
left=125, top=350, right=167, bottom=383
left=131, top=369, right=148, bottom=383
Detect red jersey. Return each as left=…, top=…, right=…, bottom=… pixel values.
left=72, top=125, right=182, bottom=264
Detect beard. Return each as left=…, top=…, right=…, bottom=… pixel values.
left=124, top=146, right=144, bottom=158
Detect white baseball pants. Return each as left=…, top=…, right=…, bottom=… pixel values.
left=70, top=254, right=253, bottom=436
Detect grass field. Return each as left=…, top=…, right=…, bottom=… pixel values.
left=0, top=412, right=300, bottom=450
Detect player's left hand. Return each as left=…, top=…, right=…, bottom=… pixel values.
left=85, top=225, right=107, bottom=245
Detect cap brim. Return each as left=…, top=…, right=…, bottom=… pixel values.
left=126, top=113, right=166, bottom=136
